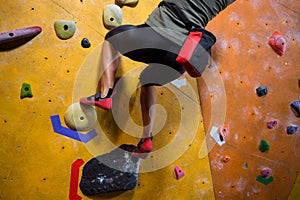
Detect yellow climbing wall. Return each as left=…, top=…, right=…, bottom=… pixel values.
left=0, top=0, right=214, bottom=199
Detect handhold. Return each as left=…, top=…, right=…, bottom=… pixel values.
left=259, top=140, right=270, bottom=152
left=81, top=38, right=91, bottom=48
left=261, top=167, right=272, bottom=178
left=256, top=175, right=273, bottom=185
left=64, top=103, right=97, bottom=131
left=20, top=82, right=33, bottom=99
left=174, top=166, right=185, bottom=180
left=268, top=31, right=286, bottom=56
left=0, top=26, right=42, bottom=51
left=54, top=20, right=76, bottom=40
left=79, top=144, right=140, bottom=196
left=219, top=125, right=229, bottom=141
left=116, top=0, right=138, bottom=6
left=222, top=155, right=231, bottom=163
left=256, top=86, right=268, bottom=97
left=290, top=101, right=300, bottom=118
left=50, top=115, right=97, bottom=143
left=267, top=120, right=278, bottom=129
left=287, top=125, right=298, bottom=135
left=103, top=4, right=123, bottom=29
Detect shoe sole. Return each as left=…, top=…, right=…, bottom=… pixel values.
left=80, top=98, right=112, bottom=110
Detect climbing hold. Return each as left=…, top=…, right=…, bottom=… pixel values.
left=103, top=4, right=123, bottom=29
left=290, top=101, right=300, bottom=118
left=54, top=20, right=76, bottom=40
left=256, top=175, right=273, bottom=185
left=298, top=78, right=300, bottom=89
left=0, top=26, right=42, bottom=51
left=81, top=38, right=91, bottom=48
left=79, top=144, right=140, bottom=196
left=287, top=125, right=298, bottom=135
left=174, top=166, right=185, bottom=180
left=20, top=82, right=33, bottom=99
left=268, top=31, right=286, bottom=56
left=64, top=103, right=97, bottom=131
left=267, top=120, right=278, bottom=129
left=259, top=140, right=270, bottom=152
left=222, top=155, right=231, bottom=163
left=219, top=125, right=229, bottom=141
left=116, top=0, right=139, bottom=7
left=261, top=167, right=272, bottom=178
left=256, top=86, right=268, bottom=97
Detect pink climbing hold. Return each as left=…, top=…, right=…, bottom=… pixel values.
left=219, top=125, right=229, bottom=141
left=268, top=31, right=286, bottom=56
left=174, top=166, right=185, bottom=180
left=267, top=120, right=278, bottom=129
left=260, top=167, right=272, bottom=178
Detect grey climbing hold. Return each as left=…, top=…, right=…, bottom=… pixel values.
left=54, top=20, right=76, bottom=40
left=256, top=86, right=268, bottom=97
left=287, top=125, right=298, bottom=135
left=290, top=101, right=300, bottom=118
left=103, top=4, right=123, bottom=29
left=79, top=144, right=140, bottom=196
left=81, top=38, right=91, bottom=48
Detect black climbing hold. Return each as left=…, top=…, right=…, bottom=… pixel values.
left=20, top=82, right=33, bottom=99
left=81, top=38, right=91, bottom=48
left=287, top=125, right=298, bottom=135
left=79, top=144, right=140, bottom=196
left=256, top=86, right=268, bottom=97
left=290, top=101, right=300, bottom=118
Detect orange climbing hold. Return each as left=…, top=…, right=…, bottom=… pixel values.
left=268, top=31, right=286, bottom=56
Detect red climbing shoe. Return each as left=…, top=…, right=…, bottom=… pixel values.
left=133, top=137, right=153, bottom=159
left=80, top=89, right=113, bottom=110
left=268, top=31, right=286, bottom=56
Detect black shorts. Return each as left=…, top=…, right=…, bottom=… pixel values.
left=105, top=24, right=185, bottom=86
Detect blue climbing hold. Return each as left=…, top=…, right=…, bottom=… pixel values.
left=287, top=125, right=298, bottom=135
left=256, top=86, right=268, bottom=97
left=290, top=101, right=300, bottom=118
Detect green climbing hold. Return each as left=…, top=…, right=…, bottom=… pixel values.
left=20, top=82, right=33, bottom=99
left=54, top=20, right=76, bottom=40
left=259, top=139, right=270, bottom=152
left=256, top=175, right=273, bottom=185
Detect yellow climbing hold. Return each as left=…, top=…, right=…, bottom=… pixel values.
left=103, top=4, right=123, bottom=29
left=64, top=103, right=97, bottom=131
left=54, top=20, right=76, bottom=40
left=116, top=0, right=139, bottom=6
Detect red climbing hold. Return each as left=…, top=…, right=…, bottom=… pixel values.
left=174, top=166, right=185, bottom=180
left=268, top=31, right=286, bottom=56
left=222, top=155, right=231, bottom=163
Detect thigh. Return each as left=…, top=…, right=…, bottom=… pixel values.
left=105, top=24, right=185, bottom=85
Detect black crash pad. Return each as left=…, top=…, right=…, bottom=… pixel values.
left=79, top=144, right=140, bottom=196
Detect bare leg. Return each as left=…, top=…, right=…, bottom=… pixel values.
left=99, top=40, right=120, bottom=97
left=140, top=85, right=157, bottom=138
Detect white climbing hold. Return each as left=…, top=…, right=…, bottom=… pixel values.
left=103, top=4, right=123, bottom=29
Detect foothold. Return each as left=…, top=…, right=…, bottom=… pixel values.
left=50, top=115, right=97, bottom=143
left=81, top=38, right=91, bottom=48
left=64, top=103, right=97, bottom=131
left=79, top=145, right=140, bottom=196
left=103, top=4, right=123, bottom=29
left=256, top=86, right=268, bottom=97
left=69, top=159, right=85, bottom=200
left=268, top=31, right=286, bottom=56
left=256, top=175, right=273, bottom=185
left=287, top=125, right=298, bottom=135
left=222, top=155, right=231, bottom=163
left=259, top=140, right=270, bottom=152
left=0, top=26, right=42, bottom=51
left=219, top=125, right=229, bottom=141
left=116, top=0, right=139, bottom=6
left=267, top=120, right=278, bottom=129
left=261, top=167, right=272, bottom=178
left=20, top=82, right=33, bottom=99
left=54, top=20, right=76, bottom=40
left=174, top=166, right=185, bottom=180
left=290, top=101, right=300, bottom=118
